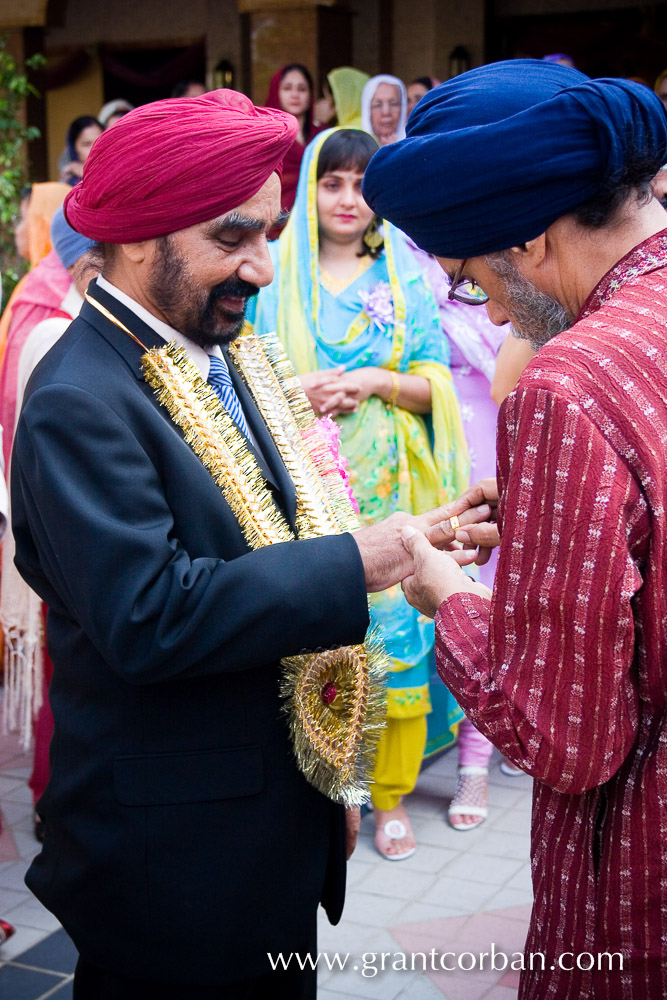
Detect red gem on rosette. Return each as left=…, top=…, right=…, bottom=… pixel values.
left=321, top=682, right=337, bottom=705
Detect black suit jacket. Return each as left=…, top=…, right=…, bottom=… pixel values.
left=11, top=283, right=370, bottom=984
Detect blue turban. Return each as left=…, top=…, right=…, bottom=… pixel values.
left=362, top=59, right=667, bottom=259
left=50, top=205, right=96, bottom=269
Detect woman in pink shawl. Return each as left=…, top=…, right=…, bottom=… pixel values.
left=0, top=205, right=95, bottom=843
left=0, top=183, right=70, bottom=373
left=0, top=250, right=71, bottom=470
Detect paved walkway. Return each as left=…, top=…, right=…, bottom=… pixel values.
left=0, top=717, right=534, bottom=999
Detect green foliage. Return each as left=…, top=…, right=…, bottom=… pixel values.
left=0, top=35, right=45, bottom=304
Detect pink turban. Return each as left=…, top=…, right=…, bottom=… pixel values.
left=64, top=89, right=298, bottom=243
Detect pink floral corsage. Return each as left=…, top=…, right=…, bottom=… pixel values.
left=317, top=415, right=360, bottom=514
left=359, top=281, right=394, bottom=333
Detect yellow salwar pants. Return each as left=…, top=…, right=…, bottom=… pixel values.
left=370, top=715, right=427, bottom=811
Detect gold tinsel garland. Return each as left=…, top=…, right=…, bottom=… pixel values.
left=141, top=331, right=387, bottom=806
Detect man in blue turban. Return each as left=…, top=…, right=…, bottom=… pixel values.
left=365, top=60, right=667, bottom=999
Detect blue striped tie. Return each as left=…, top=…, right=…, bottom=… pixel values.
left=207, top=354, right=251, bottom=439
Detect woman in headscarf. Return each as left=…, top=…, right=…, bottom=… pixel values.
left=265, top=63, right=325, bottom=215
left=325, top=66, right=369, bottom=129
left=59, top=115, right=103, bottom=187
left=246, top=128, right=469, bottom=860
left=97, top=98, right=134, bottom=129
left=0, top=182, right=70, bottom=366
left=361, top=74, right=408, bottom=146
left=655, top=68, right=667, bottom=109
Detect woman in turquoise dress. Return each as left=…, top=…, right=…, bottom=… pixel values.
left=246, top=129, right=469, bottom=859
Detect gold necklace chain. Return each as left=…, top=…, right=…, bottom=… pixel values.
left=84, top=291, right=148, bottom=350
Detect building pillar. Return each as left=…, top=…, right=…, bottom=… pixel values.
left=238, top=0, right=352, bottom=104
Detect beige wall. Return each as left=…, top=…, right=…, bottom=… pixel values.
left=393, top=0, right=437, bottom=82
left=0, top=0, right=47, bottom=28
left=45, top=53, right=103, bottom=181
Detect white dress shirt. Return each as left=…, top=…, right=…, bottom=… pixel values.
left=95, top=275, right=259, bottom=449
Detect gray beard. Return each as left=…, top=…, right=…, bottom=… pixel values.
left=485, top=252, right=574, bottom=351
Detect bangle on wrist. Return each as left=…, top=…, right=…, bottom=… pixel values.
left=385, top=371, right=400, bottom=409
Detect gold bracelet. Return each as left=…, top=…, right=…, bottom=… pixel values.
left=385, top=371, right=400, bottom=409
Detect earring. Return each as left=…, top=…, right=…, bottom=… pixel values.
left=363, top=218, right=383, bottom=251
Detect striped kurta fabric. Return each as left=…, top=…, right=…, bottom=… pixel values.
left=435, top=230, right=667, bottom=999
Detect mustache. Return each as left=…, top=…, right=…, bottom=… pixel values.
left=209, top=277, right=259, bottom=304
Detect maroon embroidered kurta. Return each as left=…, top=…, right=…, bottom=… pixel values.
left=435, top=230, right=667, bottom=999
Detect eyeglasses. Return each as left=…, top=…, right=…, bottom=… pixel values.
left=447, top=258, right=489, bottom=306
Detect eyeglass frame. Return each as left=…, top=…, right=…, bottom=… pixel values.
left=447, top=258, right=489, bottom=306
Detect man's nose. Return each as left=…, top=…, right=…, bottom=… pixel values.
left=238, top=238, right=274, bottom=289
left=485, top=300, right=511, bottom=327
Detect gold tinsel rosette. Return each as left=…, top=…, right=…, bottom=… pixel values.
left=281, top=629, right=387, bottom=806
left=140, top=332, right=387, bottom=806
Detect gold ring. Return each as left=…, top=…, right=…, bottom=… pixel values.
left=449, top=515, right=461, bottom=531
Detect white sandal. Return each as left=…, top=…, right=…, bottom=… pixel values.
left=375, top=818, right=416, bottom=861
left=448, top=765, right=488, bottom=832
left=500, top=759, right=525, bottom=776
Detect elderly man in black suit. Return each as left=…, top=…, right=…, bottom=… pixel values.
left=11, top=91, right=467, bottom=999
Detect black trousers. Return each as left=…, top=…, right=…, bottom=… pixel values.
left=73, top=957, right=317, bottom=1000
left=73, top=945, right=317, bottom=1000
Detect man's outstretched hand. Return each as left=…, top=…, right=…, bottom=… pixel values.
left=353, top=500, right=492, bottom=593
left=439, top=478, right=500, bottom=566
left=401, top=526, right=492, bottom=620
